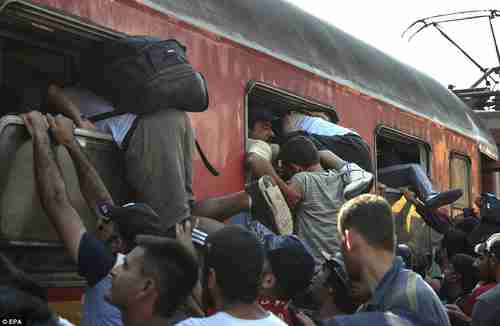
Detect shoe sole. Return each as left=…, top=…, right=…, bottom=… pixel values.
left=425, top=189, right=463, bottom=210
left=257, top=176, right=294, bottom=235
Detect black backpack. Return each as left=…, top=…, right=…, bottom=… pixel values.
left=82, top=36, right=209, bottom=119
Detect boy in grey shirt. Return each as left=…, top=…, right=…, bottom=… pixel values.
left=278, top=136, right=370, bottom=262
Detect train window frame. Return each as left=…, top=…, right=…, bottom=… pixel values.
left=374, top=125, right=432, bottom=176
left=449, top=152, right=472, bottom=216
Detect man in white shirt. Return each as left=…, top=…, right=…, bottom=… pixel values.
left=177, top=226, right=287, bottom=326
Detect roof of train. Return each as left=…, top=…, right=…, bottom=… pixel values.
left=143, top=0, right=498, bottom=159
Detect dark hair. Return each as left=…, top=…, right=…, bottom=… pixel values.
left=205, top=226, right=264, bottom=304
left=111, top=204, right=164, bottom=251
left=278, top=136, right=319, bottom=167
left=0, top=254, right=47, bottom=301
left=135, top=235, right=198, bottom=319
left=451, top=254, right=478, bottom=294
left=338, top=194, right=395, bottom=251
left=442, top=228, right=472, bottom=258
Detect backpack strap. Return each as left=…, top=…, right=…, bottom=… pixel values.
left=406, top=271, right=418, bottom=312
left=195, top=139, right=220, bottom=176
left=89, top=111, right=220, bottom=176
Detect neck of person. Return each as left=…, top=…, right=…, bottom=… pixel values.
left=219, top=299, right=269, bottom=320
left=318, top=296, right=342, bottom=319
left=123, top=307, right=167, bottom=326
left=361, top=249, right=395, bottom=294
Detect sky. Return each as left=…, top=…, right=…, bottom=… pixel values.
left=286, top=0, right=500, bottom=90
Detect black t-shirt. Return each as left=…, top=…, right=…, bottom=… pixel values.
left=78, top=232, right=116, bottom=287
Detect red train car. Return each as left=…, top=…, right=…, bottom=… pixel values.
left=0, top=0, right=497, bottom=323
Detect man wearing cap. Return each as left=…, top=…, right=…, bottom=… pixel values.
left=177, top=225, right=287, bottom=326
left=258, top=234, right=315, bottom=324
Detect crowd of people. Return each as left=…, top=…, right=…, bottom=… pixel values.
left=2, top=78, right=500, bottom=326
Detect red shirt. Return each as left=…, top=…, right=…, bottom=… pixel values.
left=462, top=283, right=497, bottom=316
left=258, top=298, right=292, bottom=325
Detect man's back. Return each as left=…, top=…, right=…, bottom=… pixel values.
left=472, top=283, right=500, bottom=326
left=291, top=170, right=344, bottom=260
left=361, top=258, right=450, bottom=326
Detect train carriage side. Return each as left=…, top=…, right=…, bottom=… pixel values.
left=0, top=0, right=498, bottom=323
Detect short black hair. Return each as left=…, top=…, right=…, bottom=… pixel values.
left=338, top=194, right=395, bottom=252
left=278, top=135, right=320, bottom=167
left=136, top=235, right=199, bottom=319
left=205, top=226, right=264, bottom=304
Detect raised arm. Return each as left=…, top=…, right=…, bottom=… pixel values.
left=47, top=114, right=114, bottom=240
left=22, top=111, right=85, bottom=263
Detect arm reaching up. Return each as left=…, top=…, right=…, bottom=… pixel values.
left=22, top=111, right=85, bottom=263
left=47, top=114, right=114, bottom=241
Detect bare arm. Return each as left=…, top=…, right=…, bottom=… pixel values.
left=47, top=84, right=95, bottom=129
left=191, top=192, right=249, bottom=222
left=246, top=153, right=302, bottom=207
left=23, top=111, right=85, bottom=263
left=319, top=150, right=346, bottom=171
left=47, top=114, right=114, bottom=240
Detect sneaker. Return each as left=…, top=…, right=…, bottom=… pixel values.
left=340, top=163, right=374, bottom=199
left=245, top=176, right=294, bottom=235
left=424, top=189, right=463, bottom=210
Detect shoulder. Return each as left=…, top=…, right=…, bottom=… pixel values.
left=477, top=283, right=500, bottom=303
left=247, top=139, right=273, bottom=160
left=175, top=313, right=225, bottom=326
left=263, top=312, right=288, bottom=326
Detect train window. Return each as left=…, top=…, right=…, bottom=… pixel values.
left=1, top=37, right=76, bottom=113
left=245, top=81, right=337, bottom=141
left=376, top=127, right=430, bottom=173
left=450, top=153, right=471, bottom=216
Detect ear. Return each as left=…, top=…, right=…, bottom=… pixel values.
left=344, top=229, right=353, bottom=251
left=137, top=277, right=158, bottom=301
left=208, top=268, right=217, bottom=290
left=261, top=272, right=276, bottom=290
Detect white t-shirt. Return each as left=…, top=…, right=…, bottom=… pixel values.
left=247, top=139, right=279, bottom=162
left=176, top=311, right=287, bottom=326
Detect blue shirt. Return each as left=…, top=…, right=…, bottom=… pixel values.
left=298, top=117, right=359, bottom=137
left=78, top=232, right=123, bottom=326
left=360, top=257, right=450, bottom=326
